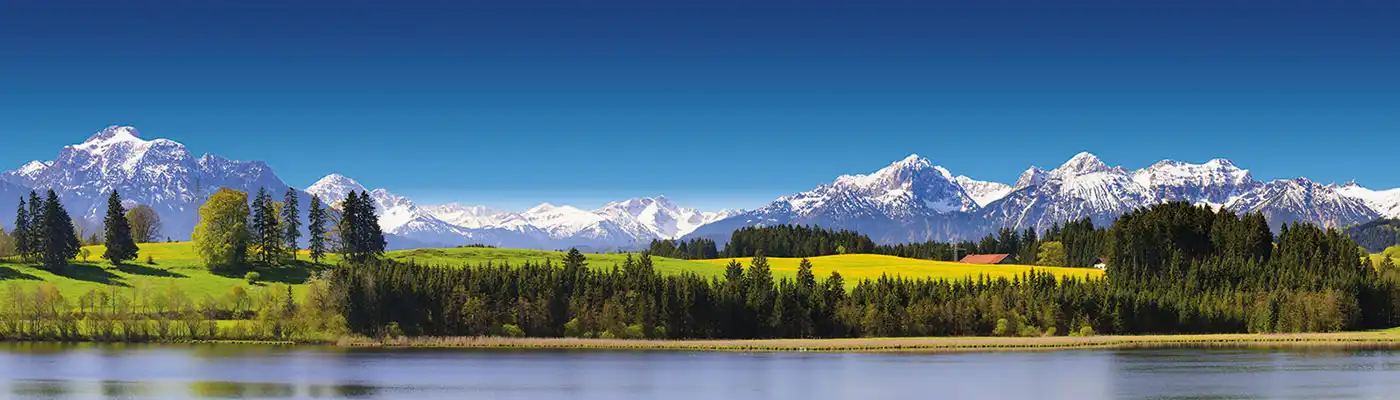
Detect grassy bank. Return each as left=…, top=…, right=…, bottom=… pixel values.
left=337, top=331, right=1400, bottom=353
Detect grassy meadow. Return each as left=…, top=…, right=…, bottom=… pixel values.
left=0, top=242, right=1106, bottom=302
left=385, top=247, right=1104, bottom=281
left=0, top=242, right=313, bottom=301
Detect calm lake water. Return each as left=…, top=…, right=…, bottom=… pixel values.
left=3, top=343, right=1400, bottom=399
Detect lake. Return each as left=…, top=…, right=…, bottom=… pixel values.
left=2, top=343, right=1400, bottom=399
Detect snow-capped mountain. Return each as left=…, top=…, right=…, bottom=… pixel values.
left=686, top=154, right=988, bottom=243
left=305, top=174, right=366, bottom=206
left=1335, top=183, right=1400, bottom=219
left=981, top=152, right=1154, bottom=233
left=307, top=173, right=731, bottom=250
left=1232, top=178, right=1380, bottom=230
left=688, top=152, right=1400, bottom=244
left=1133, top=159, right=1258, bottom=208
left=955, top=176, right=1012, bottom=207
left=2, top=126, right=289, bottom=240
left=594, top=196, right=737, bottom=240
left=4, top=125, right=1396, bottom=250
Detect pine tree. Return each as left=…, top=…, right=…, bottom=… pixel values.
left=282, top=187, right=301, bottom=260
left=307, top=194, right=327, bottom=263
left=26, top=191, right=43, bottom=262
left=14, top=198, right=29, bottom=262
left=249, top=188, right=285, bottom=265
left=101, top=190, right=139, bottom=264
left=353, top=191, right=385, bottom=263
left=39, top=190, right=80, bottom=270
left=337, top=191, right=361, bottom=259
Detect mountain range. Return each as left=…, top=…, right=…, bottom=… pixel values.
left=3, top=126, right=1398, bottom=250
left=685, top=152, right=1398, bottom=243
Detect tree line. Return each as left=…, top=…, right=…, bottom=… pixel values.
left=1345, top=218, right=1400, bottom=253
left=190, top=187, right=383, bottom=271
left=646, top=238, right=719, bottom=260
left=718, top=225, right=876, bottom=258
left=320, top=202, right=1400, bottom=339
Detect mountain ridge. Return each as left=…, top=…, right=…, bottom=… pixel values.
left=3, top=125, right=1397, bottom=250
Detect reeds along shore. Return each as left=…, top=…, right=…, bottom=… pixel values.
left=336, top=332, right=1400, bottom=353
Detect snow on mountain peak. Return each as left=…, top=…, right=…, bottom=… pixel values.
left=17, top=160, right=48, bottom=175
left=306, top=173, right=368, bottom=205
left=1053, top=152, right=1110, bottom=176
left=956, top=176, right=1013, bottom=207
left=1335, top=183, right=1400, bottom=219
left=81, top=125, right=142, bottom=145
left=1013, top=167, right=1048, bottom=190
left=528, top=203, right=559, bottom=214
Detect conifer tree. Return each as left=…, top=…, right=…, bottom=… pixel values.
left=26, top=191, right=43, bottom=262
left=337, top=191, right=361, bottom=258
left=250, top=188, right=283, bottom=265
left=283, top=187, right=301, bottom=259
left=745, top=251, right=776, bottom=336
left=307, top=194, right=327, bottom=263
left=101, top=190, right=139, bottom=264
left=39, top=190, right=80, bottom=270
left=343, top=190, right=386, bottom=264
left=14, top=198, right=29, bottom=262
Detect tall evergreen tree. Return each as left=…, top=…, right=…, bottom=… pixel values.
left=283, top=187, right=301, bottom=259
left=745, top=251, right=776, bottom=336
left=14, top=198, right=30, bottom=262
left=38, top=190, right=80, bottom=270
left=26, top=191, right=43, bottom=262
left=337, top=191, right=362, bottom=258
left=101, top=190, right=139, bottom=264
left=250, top=188, right=283, bottom=265
left=338, top=191, right=385, bottom=264
left=307, top=194, right=327, bottom=263
left=358, top=190, right=386, bottom=261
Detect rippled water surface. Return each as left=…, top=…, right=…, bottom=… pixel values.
left=4, top=343, right=1400, bottom=399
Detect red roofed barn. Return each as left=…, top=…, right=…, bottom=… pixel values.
left=958, top=254, right=1017, bottom=264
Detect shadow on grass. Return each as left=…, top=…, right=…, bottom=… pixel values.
left=115, top=263, right=188, bottom=278
left=213, top=262, right=315, bottom=285
left=0, top=266, right=41, bottom=281
left=55, top=263, right=130, bottom=287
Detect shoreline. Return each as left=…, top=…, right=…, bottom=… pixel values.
left=335, top=332, right=1400, bottom=353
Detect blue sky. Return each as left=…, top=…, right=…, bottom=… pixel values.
left=2, top=1, right=1398, bottom=210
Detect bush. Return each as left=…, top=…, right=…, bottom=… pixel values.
left=599, top=330, right=617, bottom=339
left=1078, top=325, right=1096, bottom=337
left=992, top=318, right=1010, bottom=337
left=562, top=318, right=583, bottom=337
left=382, top=322, right=404, bottom=339
left=501, top=324, right=525, bottom=337
left=1018, top=324, right=1043, bottom=337
left=146, top=255, right=155, bottom=265
left=244, top=271, right=261, bottom=285
left=622, top=324, right=646, bottom=339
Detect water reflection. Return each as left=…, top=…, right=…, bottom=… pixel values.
left=3, top=344, right=1400, bottom=399
left=4, top=379, right=377, bottom=398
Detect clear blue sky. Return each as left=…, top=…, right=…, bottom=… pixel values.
left=3, top=1, right=1398, bottom=210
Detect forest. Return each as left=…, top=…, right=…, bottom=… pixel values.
left=1345, top=218, right=1400, bottom=253
left=326, top=202, right=1400, bottom=338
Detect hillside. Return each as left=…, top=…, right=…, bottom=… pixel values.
left=0, top=243, right=1102, bottom=301
left=385, top=247, right=1103, bottom=281
left=1346, top=219, right=1400, bottom=253
left=0, top=242, right=312, bottom=301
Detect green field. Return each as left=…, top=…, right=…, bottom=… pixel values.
left=386, top=247, right=1104, bottom=281
left=0, top=242, right=312, bottom=301
left=0, top=242, right=1103, bottom=301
